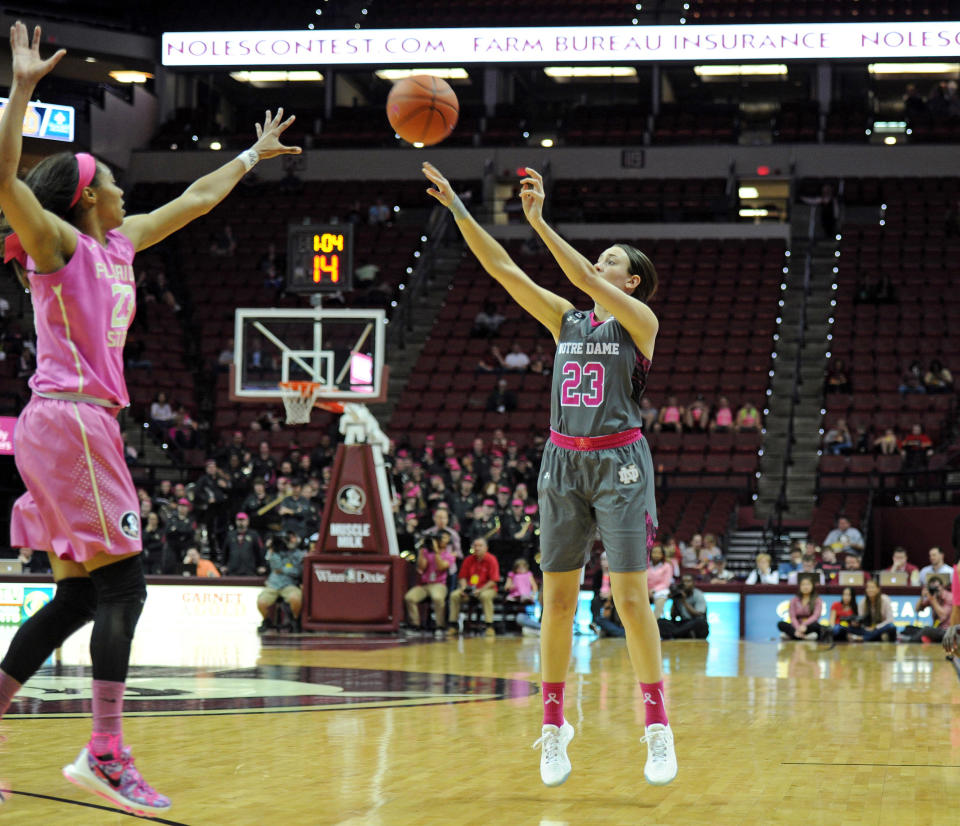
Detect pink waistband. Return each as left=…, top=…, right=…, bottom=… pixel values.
left=549, top=428, right=644, bottom=451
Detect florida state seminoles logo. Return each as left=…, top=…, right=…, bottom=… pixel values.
left=336, top=485, right=366, bottom=516
left=119, top=511, right=140, bottom=539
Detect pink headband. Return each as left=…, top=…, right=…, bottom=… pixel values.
left=5, top=153, right=98, bottom=267
left=69, top=153, right=98, bottom=208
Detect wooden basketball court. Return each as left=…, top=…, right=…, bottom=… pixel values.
left=1, top=631, right=957, bottom=825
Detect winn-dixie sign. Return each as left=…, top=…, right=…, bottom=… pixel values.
left=313, top=566, right=387, bottom=585
left=163, top=23, right=960, bottom=66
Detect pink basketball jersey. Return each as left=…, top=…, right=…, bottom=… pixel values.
left=26, top=229, right=136, bottom=406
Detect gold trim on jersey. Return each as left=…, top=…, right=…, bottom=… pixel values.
left=50, top=284, right=85, bottom=394
left=71, top=402, right=111, bottom=549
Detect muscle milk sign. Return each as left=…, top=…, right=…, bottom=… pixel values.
left=329, top=522, right=371, bottom=549
left=163, top=22, right=960, bottom=66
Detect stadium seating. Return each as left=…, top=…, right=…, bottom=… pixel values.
left=816, top=176, right=959, bottom=519
left=550, top=178, right=732, bottom=223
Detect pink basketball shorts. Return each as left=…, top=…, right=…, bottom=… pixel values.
left=11, top=397, right=142, bottom=563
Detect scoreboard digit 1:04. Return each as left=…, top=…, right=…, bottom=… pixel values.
left=286, top=223, right=354, bottom=294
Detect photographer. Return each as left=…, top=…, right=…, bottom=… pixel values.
left=657, top=574, right=709, bottom=640
left=404, top=530, right=455, bottom=637
left=902, top=574, right=953, bottom=642
left=256, top=531, right=306, bottom=633
left=592, top=593, right=625, bottom=638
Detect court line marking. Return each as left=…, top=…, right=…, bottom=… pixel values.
left=5, top=696, right=509, bottom=719
left=782, top=762, right=960, bottom=768
left=0, top=788, right=190, bottom=824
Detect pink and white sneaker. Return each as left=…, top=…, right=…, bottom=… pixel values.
left=63, top=743, right=171, bottom=817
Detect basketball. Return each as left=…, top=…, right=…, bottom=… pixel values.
left=386, top=75, right=459, bottom=146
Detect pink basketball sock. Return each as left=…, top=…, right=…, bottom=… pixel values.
left=640, top=680, right=669, bottom=727
left=0, top=670, right=22, bottom=719
left=90, top=680, right=125, bottom=757
left=542, top=681, right=565, bottom=728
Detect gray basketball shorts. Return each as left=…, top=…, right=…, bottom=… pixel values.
left=537, top=434, right=658, bottom=573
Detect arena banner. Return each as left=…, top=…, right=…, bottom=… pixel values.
left=163, top=23, right=960, bottom=67
left=0, top=97, right=75, bottom=142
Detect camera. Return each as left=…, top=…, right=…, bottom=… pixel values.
left=669, top=583, right=685, bottom=598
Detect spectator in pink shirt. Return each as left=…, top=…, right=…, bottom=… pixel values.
left=777, top=578, right=824, bottom=640
left=657, top=395, right=684, bottom=433
left=404, top=531, right=456, bottom=637
left=646, top=544, right=674, bottom=619
left=710, top=397, right=734, bottom=432
left=505, top=558, right=538, bottom=604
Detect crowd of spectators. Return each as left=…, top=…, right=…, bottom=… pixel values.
left=642, top=395, right=761, bottom=433
left=822, top=417, right=939, bottom=470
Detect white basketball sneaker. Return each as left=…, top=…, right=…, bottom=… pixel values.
left=640, top=723, right=677, bottom=786
left=533, top=721, right=575, bottom=787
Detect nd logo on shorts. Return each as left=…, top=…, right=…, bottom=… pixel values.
left=618, top=463, right=640, bottom=484
left=119, top=511, right=140, bottom=539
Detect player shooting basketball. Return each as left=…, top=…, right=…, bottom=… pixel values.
left=422, top=161, right=677, bottom=789
left=0, top=21, right=298, bottom=816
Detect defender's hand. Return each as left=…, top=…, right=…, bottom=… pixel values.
left=251, top=108, right=301, bottom=160
left=10, top=22, right=65, bottom=88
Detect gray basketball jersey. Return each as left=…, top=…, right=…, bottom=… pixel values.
left=550, top=309, right=651, bottom=437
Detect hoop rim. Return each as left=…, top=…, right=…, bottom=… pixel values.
left=279, top=380, right=326, bottom=398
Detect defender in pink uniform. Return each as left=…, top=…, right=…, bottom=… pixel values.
left=0, top=21, right=300, bottom=817
left=11, top=225, right=141, bottom=562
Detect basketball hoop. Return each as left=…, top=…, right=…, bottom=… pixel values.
left=278, top=381, right=325, bottom=425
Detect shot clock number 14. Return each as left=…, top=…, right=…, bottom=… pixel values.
left=286, top=223, right=354, bottom=294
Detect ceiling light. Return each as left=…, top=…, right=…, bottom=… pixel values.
left=210, top=141, right=222, bottom=150
left=738, top=186, right=759, bottom=198
left=109, top=70, right=153, bottom=83
left=375, top=68, right=469, bottom=80
left=544, top=66, right=637, bottom=78
left=869, top=62, right=959, bottom=75
left=540, top=138, right=555, bottom=148
left=883, top=136, right=897, bottom=145
left=230, top=70, right=324, bottom=83
left=694, top=64, right=787, bottom=77
left=84, top=56, right=97, bottom=63
left=739, top=208, right=770, bottom=217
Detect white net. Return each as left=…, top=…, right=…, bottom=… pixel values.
left=279, top=382, right=325, bottom=425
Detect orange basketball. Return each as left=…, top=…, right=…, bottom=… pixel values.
left=386, top=75, right=459, bottom=147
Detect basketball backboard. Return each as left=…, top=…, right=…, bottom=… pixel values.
left=232, top=308, right=387, bottom=402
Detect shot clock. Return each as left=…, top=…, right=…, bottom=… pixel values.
left=286, top=223, right=354, bottom=294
